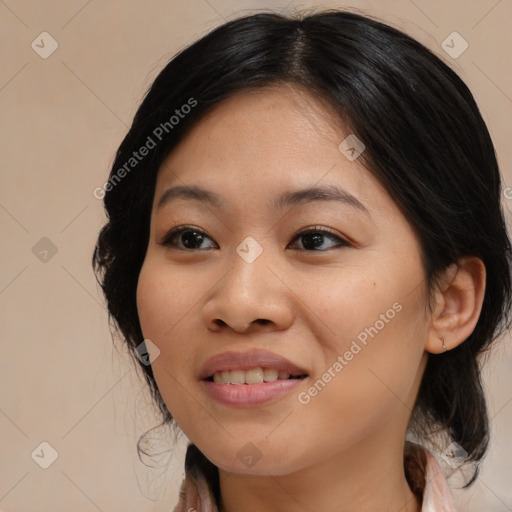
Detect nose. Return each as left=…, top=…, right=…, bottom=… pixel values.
left=201, top=246, right=295, bottom=334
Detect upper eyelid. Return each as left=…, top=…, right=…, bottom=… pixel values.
left=159, top=225, right=218, bottom=248
left=161, top=225, right=343, bottom=239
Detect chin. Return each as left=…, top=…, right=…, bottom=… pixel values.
left=204, top=446, right=306, bottom=477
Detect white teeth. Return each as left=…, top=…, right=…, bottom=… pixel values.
left=262, top=368, right=278, bottom=382
left=213, top=371, right=232, bottom=384
left=245, top=368, right=264, bottom=384
left=230, top=370, right=245, bottom=385
left=211, top=367, right=295, bottom=384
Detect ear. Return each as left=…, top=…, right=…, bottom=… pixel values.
left=425, top=256, right=486, bottom=354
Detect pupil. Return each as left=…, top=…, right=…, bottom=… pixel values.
left=303, top=233, right=323, bottom=250
left=183, top=231, right=203, bottom=248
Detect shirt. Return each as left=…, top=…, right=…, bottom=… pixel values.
left=171, top=442, right=457, bottom=512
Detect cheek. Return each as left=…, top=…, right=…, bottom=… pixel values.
left=136, top=263, right=191, bottom=392
left=136, top=260, right=193, bottom=341
left=306, top=267, right=398, bottom=351
left=317, top=242, right=428, bottom=354
left=304, top=263, right=428, bottom=412
left=136, top=260, right=203, bottom=410
left=314, top=291, right=425, bottom=407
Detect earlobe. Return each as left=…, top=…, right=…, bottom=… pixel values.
left=425, top=256, right=486, bottom=354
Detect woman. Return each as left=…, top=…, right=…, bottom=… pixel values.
left=93, top=9, right=512, bottom=512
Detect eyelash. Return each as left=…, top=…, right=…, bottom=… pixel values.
left=158, top=225, right=351, bottom=252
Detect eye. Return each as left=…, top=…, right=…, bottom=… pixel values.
left=158, top=225, right=350, bottom=252
left=288, top=226, right=350, bottom=251
left=159, top=226, right=218, bottom=250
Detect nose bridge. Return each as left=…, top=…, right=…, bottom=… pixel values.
left=226, top=234, right=275, bottom=302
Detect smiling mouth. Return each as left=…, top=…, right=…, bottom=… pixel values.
left=205, top=367, right=308, bottom=385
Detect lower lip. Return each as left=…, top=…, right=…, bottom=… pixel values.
left=202, top=378, right=305, bottom=407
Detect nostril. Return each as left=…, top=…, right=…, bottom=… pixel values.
left=212, top=318, right=271, bottom=329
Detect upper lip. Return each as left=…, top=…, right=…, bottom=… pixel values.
left=198, top=349, right=308, bottom=380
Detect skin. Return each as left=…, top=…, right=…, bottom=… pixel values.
left=136, top=84, right=486, bottom=512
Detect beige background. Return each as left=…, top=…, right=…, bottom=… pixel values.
left=1, top=0, right=511, bottom=510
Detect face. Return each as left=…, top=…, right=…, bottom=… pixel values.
left=136, top=85, right=431, bottom=476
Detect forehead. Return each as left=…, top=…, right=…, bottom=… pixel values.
left=154, top=85, right=397, bottom=221
left=159, top=84, right=346, bottom=174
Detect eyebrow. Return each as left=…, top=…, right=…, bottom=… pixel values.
left=157, top=183, right=370, bottom=216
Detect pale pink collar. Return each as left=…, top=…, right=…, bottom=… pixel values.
left=421, top=449, right=457, bottom=511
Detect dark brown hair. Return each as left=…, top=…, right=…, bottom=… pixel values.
left=93, top=9, right=512, bottom=486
